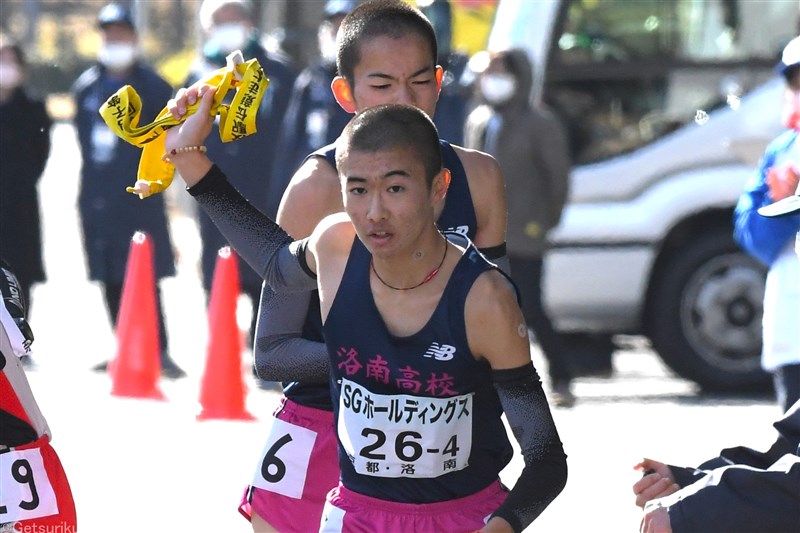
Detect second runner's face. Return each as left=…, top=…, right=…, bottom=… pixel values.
left=349, top=34, right=441, bottom=118
left=341, top=146, right=436, bottom=258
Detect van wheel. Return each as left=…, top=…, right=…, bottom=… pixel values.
left=647, top=230, right=770, bottom=392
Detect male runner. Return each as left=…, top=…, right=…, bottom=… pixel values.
left=245, top=1, right=508, bottom=530
left=161, top=79, right=566, bottom=531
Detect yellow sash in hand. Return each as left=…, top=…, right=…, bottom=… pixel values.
left=98, top=51, right=269, bottom=198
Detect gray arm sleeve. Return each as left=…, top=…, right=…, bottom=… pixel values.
left=188, top=164, right=317, bottom=293
left=490, top=363, right=568, bottom=533
left=253, top=283, right=329, bottom=383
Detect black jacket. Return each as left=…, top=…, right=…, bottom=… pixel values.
left=0, top=88, right=52, bottom=284
left=72, top=62, right=175, bottom=283
left=267, top=60, right=350, bottom=219
left=667, top=400, right=800, bottom=532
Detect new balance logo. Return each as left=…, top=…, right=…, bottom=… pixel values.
left=424, top=343, right=456, bottom=361
left=443, top=225, right=469, bottom=236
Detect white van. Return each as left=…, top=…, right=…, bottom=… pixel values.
left=488, top=0, right=798, bottom=390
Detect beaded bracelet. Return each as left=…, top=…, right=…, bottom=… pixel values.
left=161, top=145, right=207, bottom=162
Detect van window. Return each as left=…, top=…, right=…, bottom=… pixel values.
left=546, top=0, right=798, bottom=164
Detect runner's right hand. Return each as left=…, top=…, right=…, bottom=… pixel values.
left=165, top=84, right=217, bottom=153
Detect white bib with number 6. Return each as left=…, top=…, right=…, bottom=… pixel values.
left=251, top=417, right=317, bottom=498
left=338, top=379, right=473, bottom=478
left=0, top=447, right=58, bottom=522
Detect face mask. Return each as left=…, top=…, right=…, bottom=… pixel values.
left=208, top=23, right=249, bottom=54
left=480, top=74, right=516, bottom=105
left=0, top=63, right=21, bottom=89
left=98, top=43, right=137, bottom=71
left=318, top=27, right=338, bottom=67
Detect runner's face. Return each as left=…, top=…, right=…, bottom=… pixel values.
left=341, top=146, right=436, bottom=258
left=349, top=34, right=441, bottom=118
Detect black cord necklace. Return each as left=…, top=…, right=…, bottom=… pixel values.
left=371, top=236, right=448, bottom=291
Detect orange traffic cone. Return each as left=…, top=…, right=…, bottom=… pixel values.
left=110, top=231, right=165, bottom=400
left=197, top=247, right=256, bottom=421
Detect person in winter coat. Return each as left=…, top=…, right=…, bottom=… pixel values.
left=266, top=0, right=355, bottom=219
left=634, top=40, right=800, bottom=533
left=734, top=35, right=800, bottom=413
left=464, top=48, right=576, bottom=407
left=0, top=35, right=52, bottom=312
left=186, top=0, right=296, bottom=343
left=72, top=4, right=184, bottom=378
left=420, top=0, right=471, bottom=146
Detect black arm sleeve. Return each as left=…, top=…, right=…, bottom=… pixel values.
left=490, top=363, right=568, bottom=532
left=479, top=244, right=510, bottom=275
left=253, top=283, right=329, bottom=382
left=188, top=164, right=316, bottom=293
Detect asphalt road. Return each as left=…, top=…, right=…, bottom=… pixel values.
left=17, top=124, right=780, bottom=532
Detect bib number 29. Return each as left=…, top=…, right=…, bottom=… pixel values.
left=0, top=448, right=58, bottom=522
left=0, top=458, right=39, bottom=513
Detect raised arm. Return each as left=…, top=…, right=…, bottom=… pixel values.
left=466, top=271, right=568, bottom=533
left=164, top=85, right=317, bottom=294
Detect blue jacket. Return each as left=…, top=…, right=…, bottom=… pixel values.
left=734, top=130, right=800, bottom=266
left=72, top=63, right=176, bottom=283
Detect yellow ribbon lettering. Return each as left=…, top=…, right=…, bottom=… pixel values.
left=98, top=51, right=269, bottom=198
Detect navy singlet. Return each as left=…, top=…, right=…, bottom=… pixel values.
left=323, top=233, right=513, bottom=502
left=282, top=140, right=478, bottom=409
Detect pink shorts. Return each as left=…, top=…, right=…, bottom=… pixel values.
left=239, top=398, right=339, bottom=532
left=320, top=480, right=509, bottom=533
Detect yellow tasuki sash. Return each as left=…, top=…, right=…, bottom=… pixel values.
left=98, top=51, right=269, bottom=198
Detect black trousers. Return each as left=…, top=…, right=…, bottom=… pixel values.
left=103, top=282, right=169, bottom=356
left=509, top=255, right=573, bottom=383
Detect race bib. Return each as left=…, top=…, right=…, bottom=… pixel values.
left=0, top=447, right=58, bottom=522
left=338, top=379, right=473, bottom=478
left=251, top=417, right=317, bottom=498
